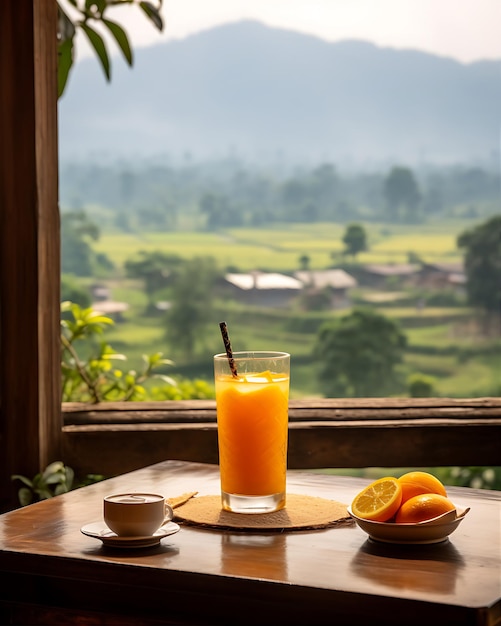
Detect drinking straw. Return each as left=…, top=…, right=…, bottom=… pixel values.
left=219, top=321, right=238, bottom=378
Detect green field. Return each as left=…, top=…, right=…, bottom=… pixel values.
left=99, top=296, right=499, bottom=399
left=87, top=219, right=499, bottom=399
left=93, top=220, right=468, bottom=272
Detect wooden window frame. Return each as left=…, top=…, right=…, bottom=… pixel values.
left=1, top=0, right=61, bottom=511
left=1, top=2, right=500, bottom=511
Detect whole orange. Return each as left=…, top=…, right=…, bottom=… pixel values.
left=395, top=493, right=455, bottom=523
left=397, top=471, right=447, bottom=504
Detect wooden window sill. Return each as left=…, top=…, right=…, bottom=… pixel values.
left=62, top=398, right=501, bottom=478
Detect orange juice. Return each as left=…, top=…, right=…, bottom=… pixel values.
left=214, top=351, right=290, bottom=513
left=216, top=372, right=289, bottom=496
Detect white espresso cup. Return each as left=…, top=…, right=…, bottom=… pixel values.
left=103, top=493, right=173, bottom=537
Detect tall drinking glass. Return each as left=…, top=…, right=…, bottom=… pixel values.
left=214, top=351, right=290, bottom=514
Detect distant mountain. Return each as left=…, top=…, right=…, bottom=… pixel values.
left=58, top=20, right=500, bottom=166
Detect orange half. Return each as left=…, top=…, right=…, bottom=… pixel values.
left=351, top=477, right=403, bottom=522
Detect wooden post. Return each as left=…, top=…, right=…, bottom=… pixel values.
left=0, top=0, right=61, bottom=511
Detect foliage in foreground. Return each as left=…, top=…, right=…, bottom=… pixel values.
left=57, top=0, right=163, bottom=97
left=11, top=461, right=106, bottom=506
left=12, top=301, right=215, bottom=506
left=61, top=301, right=175, bottom=402
left=61, top=301, right=214, bottom=402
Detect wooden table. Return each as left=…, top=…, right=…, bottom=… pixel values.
left=0, top=461, right=499, bottom=626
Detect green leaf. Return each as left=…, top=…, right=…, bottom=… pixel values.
left=87, top=314, right=114, bottom=326
left=18, top=487, right=33, bottom=506
left=152, top=374, right=177, bottom=386
left=54, top=484, right=70, bottom=496
left=139, top=2, right=164, bottom=31
left=34, top=486, right=53, bottom=500
left=158, top=358, right=175, bottom=367
left=80, top=23, right=111, bottom=81
left=102, top=18, right=133, bottom=65
left=65, top=466, right=75, bottom=489
left=30, top=472, right=43, bottom=488
left=11, top=474, right=34, bottom=488
left=43, top=461, right=65, bottom=478
left=58, top=37, right=74, bottom=97
left=44, top=470, right=66, bottom=484
left=125, top=373, right=136, bottom=386
left=105, top=354, right=127, bottom=361
left=143, top=352, right=174, bottom=368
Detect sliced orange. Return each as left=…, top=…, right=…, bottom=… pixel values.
left=397, top=471, right=447, bottom=503
left=395, top=493, right=455, bottom=523
left=351, top=477, right=403, bottom=522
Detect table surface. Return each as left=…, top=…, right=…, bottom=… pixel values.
left=0, top=460, right=500, bottom=626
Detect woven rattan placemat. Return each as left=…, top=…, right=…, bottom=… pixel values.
left=173, top=494, right=352, bottom=531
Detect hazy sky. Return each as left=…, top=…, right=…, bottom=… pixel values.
left=76, top=0, right=501, bottom=64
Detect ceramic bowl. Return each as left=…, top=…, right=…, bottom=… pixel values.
left=347, top=505, right=469, bottom=544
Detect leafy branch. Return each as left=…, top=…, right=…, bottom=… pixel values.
left=57, top=0, right=164, bottom=97
left=61, top=301, right=176, bottom=403
left=11, top=461, right=106, bottom=506
left=11, top=462, right=75, bottom=506
left=11, top=300, right=213, bottom=506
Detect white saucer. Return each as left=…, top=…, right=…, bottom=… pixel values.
left=81, top=521, right=180, bottom=548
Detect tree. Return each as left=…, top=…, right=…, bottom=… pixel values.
left=165, top=258, right=221, bottom=358
left=125, top=251, right=183, bottom=313
left=309, top=163, right=338, bottom=220
left=299, top=254, right=311, bottom=271
left=342, top=223, right=368, bottom=259
left=57, top=0, right=163, bottom=97
left=407, top=373, right=436, bottom=398
left=200, top=192, right=242, bottom=230
left=383, top=166, right=421, bottom=222
left=457, top=215, right=501, bottom=329
left=314, top=309, right=407, bottom=397
left=311, top=163, right=338, bottom=204
left=282, top=179, right=307, bottom=208
left=61, top=210, right=100, bottom=276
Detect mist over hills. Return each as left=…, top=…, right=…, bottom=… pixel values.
left=58, top=20, right=500, bottom=167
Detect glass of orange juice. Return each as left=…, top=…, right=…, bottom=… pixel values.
left=214, top=351, right=290, bottom=514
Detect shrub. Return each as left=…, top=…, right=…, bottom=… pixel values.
left=407, top=372, right=437, bottom=397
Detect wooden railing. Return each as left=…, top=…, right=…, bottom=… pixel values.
left=62, top=397, right=501, bottom=479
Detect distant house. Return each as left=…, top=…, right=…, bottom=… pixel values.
left=90, top=283, right=111, bottom=301
left=418, top=262, right=466, bottom=290
left=92, top=300, right=129, bottom=322
left=360, top=264, right=421, bottom=288
left=295, top=269, right=357, bottom=309
left=223, top=271, right=302, bottom=308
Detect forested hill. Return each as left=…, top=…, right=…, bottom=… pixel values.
left=58, top=20, right=500, bottom=166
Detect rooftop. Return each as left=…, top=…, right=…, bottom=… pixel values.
left=295, top=269, right=357, bottom=289
left=364, top=264, right=421, bottom=276
left=225, top=272, right=303, bottom=291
